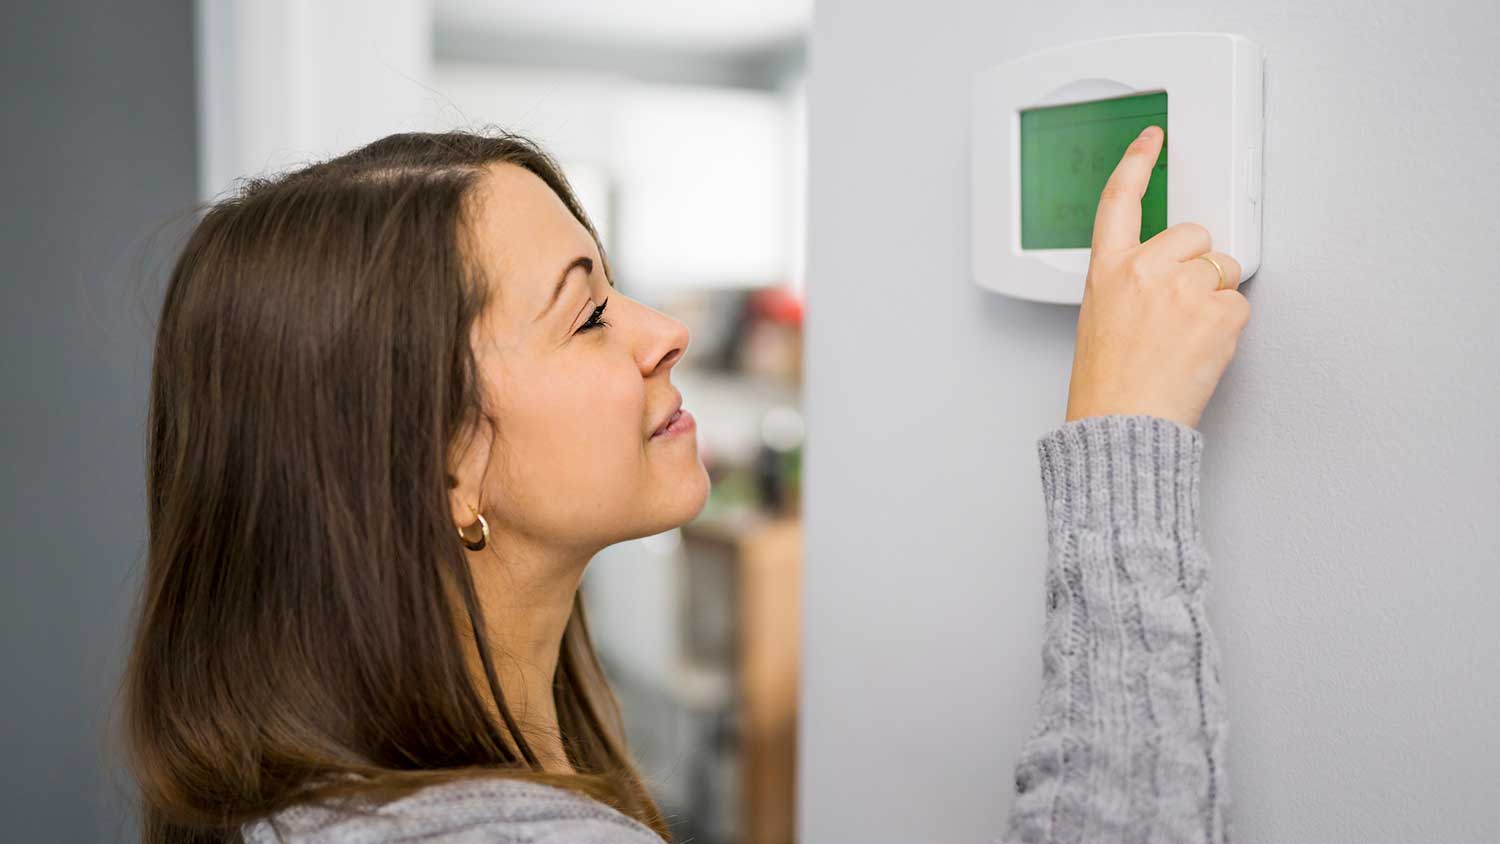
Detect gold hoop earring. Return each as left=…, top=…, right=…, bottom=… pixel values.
left=458, top=504, right=489, bottom=552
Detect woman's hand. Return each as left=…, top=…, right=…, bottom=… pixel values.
left=1064, top=125, right=1251, bottom=430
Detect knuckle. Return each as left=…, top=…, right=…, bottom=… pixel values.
left=1168, top=284, right=1196, bottom=312
left=1168, top=264, right=1202, bottom=295
left=1175, top=221, right=1212, bottom=244
left=1123, top=253, right=1153, bottom=285
left=1098, top=181, right=1133, bottom=203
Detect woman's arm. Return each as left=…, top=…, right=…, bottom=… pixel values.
left=989, top=121, right=1249, bottom=843
left=998, top=413, right=1229, bottom=843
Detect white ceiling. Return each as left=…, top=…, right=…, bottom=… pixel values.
left=434, top=0, right=812, bottom=52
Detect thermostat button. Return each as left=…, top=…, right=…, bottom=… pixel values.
left=1247, top=146, right=1262, bottom=203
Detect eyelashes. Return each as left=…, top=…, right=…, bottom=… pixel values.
left=577, top=297, right=610, bottom=333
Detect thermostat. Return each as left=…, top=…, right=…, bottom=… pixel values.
left=972, top=33, right=1264, bottom=304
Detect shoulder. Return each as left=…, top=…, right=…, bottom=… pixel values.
left=240, top=777, right=662, bottom=844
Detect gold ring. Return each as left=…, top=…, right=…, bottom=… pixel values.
left=1196, top=254, right=1226, bottom=290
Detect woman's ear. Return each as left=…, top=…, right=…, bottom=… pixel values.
left=446, top=413, right=495, bottom=527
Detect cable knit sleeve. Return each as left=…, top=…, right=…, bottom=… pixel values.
left=998, top=414, right=1231, bottom=844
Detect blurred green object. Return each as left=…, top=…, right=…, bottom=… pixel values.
left=778, top=445, right=801, bottom=516
left=696, top=442, right=802, bottom=523
left=700, top=464, right=760, bottom=521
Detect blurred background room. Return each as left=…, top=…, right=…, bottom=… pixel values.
left=4, top=1, right=807, bottom=843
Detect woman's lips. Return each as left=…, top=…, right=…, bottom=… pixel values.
left=650, top=408, right=694, bottom=439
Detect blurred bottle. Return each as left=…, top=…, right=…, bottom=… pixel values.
left=756, top=406, right=803, bottom=517
left=739, top=286, right=803, bottom=382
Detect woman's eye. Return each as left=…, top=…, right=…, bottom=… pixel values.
left=577, top=298, right=610, bottom=333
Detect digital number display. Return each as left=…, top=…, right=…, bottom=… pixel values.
left=1020, top=91, right=1168, bottom=249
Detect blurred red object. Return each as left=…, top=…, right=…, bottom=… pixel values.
left=749, top=286, right=803, bottom=328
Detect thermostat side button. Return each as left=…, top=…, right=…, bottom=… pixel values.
left=1247, top=146, right=1262, bottom=203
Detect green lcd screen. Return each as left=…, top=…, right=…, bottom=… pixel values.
left=1019, top=91, right=1167, bottom=249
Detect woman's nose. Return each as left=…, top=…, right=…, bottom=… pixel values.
left=644, top=311, right=691, bottom=376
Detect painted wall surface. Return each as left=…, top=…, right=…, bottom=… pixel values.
left=799, top=2, right=1499, bottom=842
left=0, top=1, right=199, bottom=841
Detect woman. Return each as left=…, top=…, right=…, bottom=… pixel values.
left=118, top=124, right=1247, bottom=843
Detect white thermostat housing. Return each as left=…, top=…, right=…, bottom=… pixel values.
left=972, top=32, right=1264, bottom=304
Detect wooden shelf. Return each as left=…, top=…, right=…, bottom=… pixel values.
left=681, top=516, right=801, bottom=844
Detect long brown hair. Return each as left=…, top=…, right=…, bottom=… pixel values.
left=115, top=130, right=671, bottom=843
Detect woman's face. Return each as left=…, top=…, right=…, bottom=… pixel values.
left=449, top=162, right=710, bottom=557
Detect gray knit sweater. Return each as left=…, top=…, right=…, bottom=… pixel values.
left=241, top=414, right=1229, bottom=843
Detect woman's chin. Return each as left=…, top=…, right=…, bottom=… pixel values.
left=637, top=463, right=712, bottom=538
left=670, top=462, right=712, bottom=524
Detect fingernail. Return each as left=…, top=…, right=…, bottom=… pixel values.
left=1139, top=126, right=1158, bottom=140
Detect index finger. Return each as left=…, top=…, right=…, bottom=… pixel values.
left=1090, top=125, right=1165, bottom=255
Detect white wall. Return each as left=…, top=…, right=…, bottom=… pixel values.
left=432, top=63, right=803, bottom=292
left=799, top=2, right=1500, bottom=842
left=196, top=0, right=433, bottom=202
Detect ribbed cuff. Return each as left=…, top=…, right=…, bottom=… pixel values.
left=1036, top=414, right=1203, bottom=536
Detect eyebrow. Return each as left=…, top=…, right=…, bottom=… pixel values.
left=534, top=255, right=613, bottom=323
